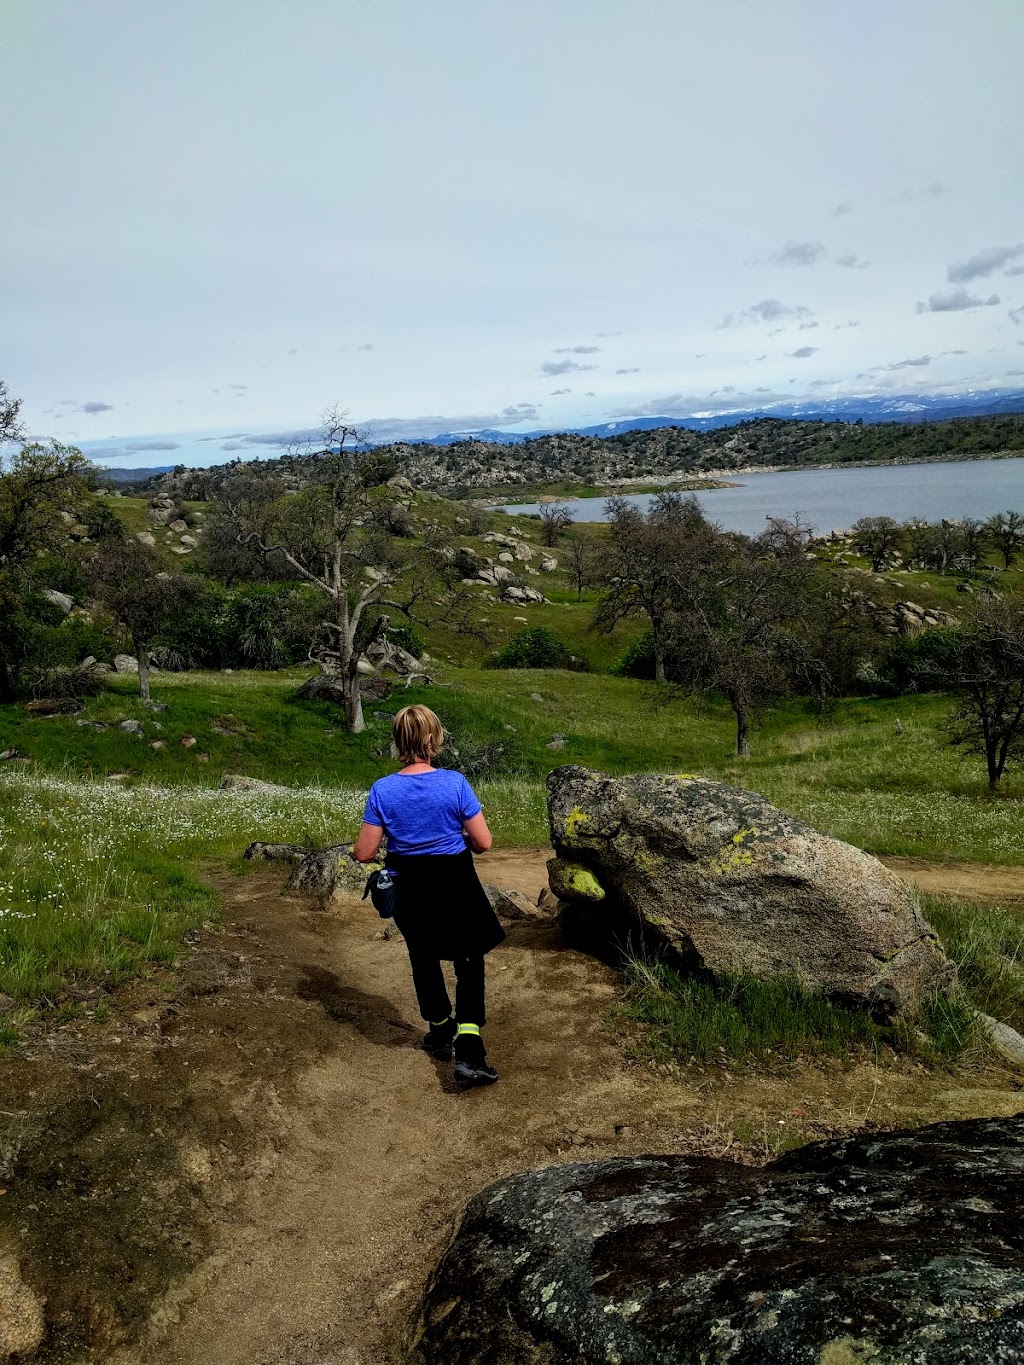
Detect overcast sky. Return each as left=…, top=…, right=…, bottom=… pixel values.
left=2, top=0, right=1023, bottom=465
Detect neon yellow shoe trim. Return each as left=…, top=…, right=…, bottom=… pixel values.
left=456, top=1023, right=481, bottom=1036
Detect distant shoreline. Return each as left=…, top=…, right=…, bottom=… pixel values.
left=497, top=449, right=1024, bottom=507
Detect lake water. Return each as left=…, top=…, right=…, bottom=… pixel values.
left=502, top=457, right=1024, bottom=536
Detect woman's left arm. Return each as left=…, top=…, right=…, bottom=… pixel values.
left=352, top=822, right=384, bottom=863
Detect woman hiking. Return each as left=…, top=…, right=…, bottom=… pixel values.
left=352, top=704, right=506, bottom=1089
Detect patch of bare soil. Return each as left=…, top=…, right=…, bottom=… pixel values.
left=0, top=852, right=1021, bottom=1364
left=881, top=855, right=1024, bottom=903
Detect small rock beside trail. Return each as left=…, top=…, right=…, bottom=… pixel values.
left=287, top=845, right=373, bottom=901
left=113, top=653, right=139, bottom=674
left=243, top=842, right=312, bottom=865
left=547, top=765, right=952, bottom=1016
left=219, top=774, right=291, bottom=794
left=482, top=885, right=545, bottom=923
left=118, top=719, right=144, bottom=735
left=409, top=1113, right=1024, bottom=1365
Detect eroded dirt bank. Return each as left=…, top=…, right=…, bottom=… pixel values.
left=1, top=852, right=1022, bottom=1364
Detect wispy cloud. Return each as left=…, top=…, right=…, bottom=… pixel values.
left=899, top=182, right=946, bottom=201
left=81, top=400, right=114, bottom=414
left=594, top=330, right=622, bottom=338
left=1005, top=265, right=1024, bottom=277
left=833, top=320, right=861, bottom=329
left=718, top=298, right=815, bottom=328
left=946, top=245, right=1023, bottom=283
left=833, top=201, right=854, bottom=216
left=553, top=344, right=600, bottom=354
left=788, top=346, right=818, bottom=359
left=540, top=359, right=598, bottom=376
left=1010, top=305, right=1024, bottom=326
left=916, top=287, right=1001, bottom=313
left=835, top=250, right=870, bottom=269
left=615, top=367, right=641, bottom=374
left=885, top=355, right=931, bottom=370
left=766, top=241, right=826, bottom=267
left=549, top=388, right=572, bottom=395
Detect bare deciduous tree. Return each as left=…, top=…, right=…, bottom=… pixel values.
left=563, top=523, right=595, bottom=601
left=933, top=597, right=1024, bottom=790
left=851, top=515, right=903, bottom=572
left=538, top=500, right=574, bottom=547
left=592, top=492, right=713, bottom=684
left=986, top=511, right=1024, bottom=570
left=215, top=406, right=479, bottom=732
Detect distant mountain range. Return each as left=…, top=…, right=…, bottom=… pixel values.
left=99, top=388, right=1024, bottom=482
left=412, top=387, right=1024, bottom=447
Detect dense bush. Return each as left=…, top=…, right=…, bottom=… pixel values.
left=613, top=631, right=656, bottom=679
left=488, top=626, right=577, bottom=670
left=221, top=585, right=324, bottom=669
left=876, top=627, right=961, bottom=694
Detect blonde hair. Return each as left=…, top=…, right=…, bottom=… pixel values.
left=392, top=704, right=446, bottom=765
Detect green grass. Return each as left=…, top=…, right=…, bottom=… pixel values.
left=618, top=957, right=914, bottom=1067
left=923, top=893, right=1024, bottom=1034
left=2, top=669, right=1022, bottom=861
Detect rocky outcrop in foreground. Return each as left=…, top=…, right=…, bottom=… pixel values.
left=409, top=1113, right=1024, bottom=1364
left=547, top=766, right=951, bottom=1015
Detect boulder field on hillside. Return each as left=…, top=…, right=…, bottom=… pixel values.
left=408, top=1113, right=1024, bottom=1364
left=546, top=766, right=952, bottom=1016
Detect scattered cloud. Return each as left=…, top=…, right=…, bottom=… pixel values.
left=885, top=355, right=932, bottom=370
left=540, top=359, right=598, bottom=376
left=584, top=391, right=596, bottom=397
left=1010, top=306, right=1024, bottom=326
left=718, top=298, right=815, bottom=328
left=221, top=441, right=246, bottom=451
left=553, top=344, right=600, bottom=354
left=1005, top=369, right=1024, bottom=377
left=835, top=251, right=870, bottom=269
left=754, top=354, right=767, bottom=361
left=916, top=287, right=1001, bottom=313
left=941, top=349, right=968, bottom=356
left=81, top=401, right=114, bottom=414
left=358, top=343, right=374, bottom=351
left=798, top=321, right=819, bottom=331
left=833, top=320, right=861, bottom=329
left=946, top=245, right=1023, bottom=283
left=898, top=182, right=946, bottom=200
left=615, top=367, right=641, bottom=374
left=288, top=348, right=298, bottom=355
left=549, top=388, right=572, bottom=395
left=833, top=202, right=854, bottom=216
left=767, top=240, right=826, bottom=267
left=808, top=378, right=839, bottom=387
left=1005, top=265, right=1024, bottom=277
left=227, top=383, right=248, bottom=393
left=788, top=346, right=818, bottom=359
left=594, top=330, right=622, bottom=337
left=501, top=404, right=540, bottom=421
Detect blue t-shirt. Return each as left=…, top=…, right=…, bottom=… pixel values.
left=362, top=768, right=483, bottom=856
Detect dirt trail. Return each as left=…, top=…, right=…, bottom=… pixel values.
left=7, top=851, right=1023, bottom=1364
left=113, top=850, right=1022, bottom=1365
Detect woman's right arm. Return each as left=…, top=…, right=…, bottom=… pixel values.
left=463, top=811, right=492, bottom=853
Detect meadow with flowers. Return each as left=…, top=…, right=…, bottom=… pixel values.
left=1, top=665, right=1022, bottom=1046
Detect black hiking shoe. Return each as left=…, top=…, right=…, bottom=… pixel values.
left=454, top=1058, right=499, bottom=1089
left=454, top=1032, right=498, bottom=1089
left=422, top=1018, right=457, bottom=1060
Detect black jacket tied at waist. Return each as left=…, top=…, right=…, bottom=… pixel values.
left=385, top=847, right=506, bottom=960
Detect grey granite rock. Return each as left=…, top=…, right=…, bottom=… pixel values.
left=409, top=1114, right=1024, bottom=1364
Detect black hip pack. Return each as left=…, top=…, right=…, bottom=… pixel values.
left=362, top=867, right=399, bottom=919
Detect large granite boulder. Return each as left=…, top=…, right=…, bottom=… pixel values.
left=547, top=766, right=951, bottom=1016
left=409, top=1113, right=1024, bottom=1364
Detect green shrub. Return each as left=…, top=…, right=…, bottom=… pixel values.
left=613, top=630, right=656, bottom=679
left=488, top=626, right=574, bottom=670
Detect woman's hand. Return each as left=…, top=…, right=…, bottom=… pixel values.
left=463, top=811, right=492, bottom=854
left=352, top=822, right=384, bottom=863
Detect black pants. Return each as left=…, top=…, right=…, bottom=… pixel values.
left=406, top=948, right=486, bottom=1026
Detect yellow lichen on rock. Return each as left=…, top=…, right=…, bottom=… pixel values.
left=547, top=858, right=606, bottom=902
left=562, top=806, right=594, bottom=846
